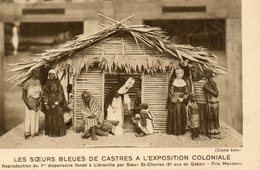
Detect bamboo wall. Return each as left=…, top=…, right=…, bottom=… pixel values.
left=142, top=73, right=168, bottom=132
left=73, top=34, right=169, bottom=132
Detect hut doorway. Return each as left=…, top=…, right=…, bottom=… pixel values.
left=104, top=73, right=142, bottom=132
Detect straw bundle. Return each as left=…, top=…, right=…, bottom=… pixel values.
left=8, top=14, right=226, bottom=87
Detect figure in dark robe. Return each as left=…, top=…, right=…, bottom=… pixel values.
left=41, top=69, right=66, bottom=137
left=167, top=68, right=189, bottom=135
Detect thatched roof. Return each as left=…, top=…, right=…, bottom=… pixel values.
left=8, top=14, right=226, bottom=87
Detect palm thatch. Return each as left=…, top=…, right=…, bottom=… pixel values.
left=8, top=14, right=226, bottom=87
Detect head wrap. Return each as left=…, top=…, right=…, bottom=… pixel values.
left=48, top=69, right=57, bottom=79
left=118, top=77, right=135, bottom=94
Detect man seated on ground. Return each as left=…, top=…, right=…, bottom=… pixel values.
left=132, top=103, right=154, bottom=137
left=81, top=91, right=119, bottom=139
left=81, top=91, right=102, bottom=140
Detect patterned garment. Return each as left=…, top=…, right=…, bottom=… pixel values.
left=188, top=102, right=200, bottom=128
left=22, top=78, right=42, bottom=136
left=193, top=78, right=207, bottom=104
left=23, top=78, right=41, bottom=99
left=81, top=97, right=102, bottom=131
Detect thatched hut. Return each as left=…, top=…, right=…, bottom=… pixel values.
left=9, top=15, right=225, bottom=133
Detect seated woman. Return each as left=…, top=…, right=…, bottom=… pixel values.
left=104, top=77, right=135, bottom=136
left=132, top=103, right=154, bottom=137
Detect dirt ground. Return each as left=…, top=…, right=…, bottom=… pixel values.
left=0, top=120, right=242, bottom=148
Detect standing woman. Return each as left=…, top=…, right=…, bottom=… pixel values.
left=167, top=68, right=189, bottom=135
left=22, top=68, right=42, bottom=139
left=41, top=69, right=66, bottom=137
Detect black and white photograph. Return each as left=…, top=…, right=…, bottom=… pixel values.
left=0, top=0, right=259, bottom=169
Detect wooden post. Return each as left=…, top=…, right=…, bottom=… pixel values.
left=0, top=22, right=5, bottom=133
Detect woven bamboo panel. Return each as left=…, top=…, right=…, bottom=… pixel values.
left=79, top=34, right=161, bottom=57
left=79, top=43, right=102, bottom=55
left=123, top=37, right=144, bottom=55
left=143, top=73, right=168, bottom=133
left=73, top=70, right=103, bottom=126
left=103, top=38, right=122, bottom=55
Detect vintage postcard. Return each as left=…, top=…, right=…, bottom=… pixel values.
left=0, top=0, right=259, bottom=169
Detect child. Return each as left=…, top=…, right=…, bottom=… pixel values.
left=132, top=103, right=154, bottom=137
left=188, top=95, right=200, bottom=140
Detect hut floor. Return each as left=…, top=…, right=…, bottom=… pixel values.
left=0, top=118, right=242, bottom=148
